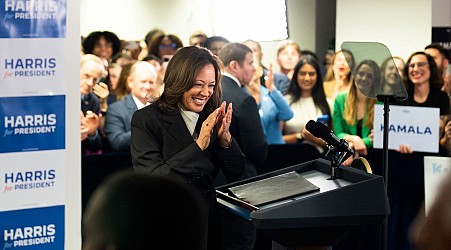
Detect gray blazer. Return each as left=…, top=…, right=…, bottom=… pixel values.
left=105, top=95, right=138, bottom=152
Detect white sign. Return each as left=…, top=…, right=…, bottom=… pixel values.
left=424, top=156, right=451, bottom=215
left=373, top=104, right=440, bottom=153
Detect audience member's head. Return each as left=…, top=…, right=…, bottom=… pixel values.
left=243, top=39, right=263, bottom=65
left=80, top=54, right=105, bottom=95
left=82, top=31, right=121, bottom=61
left=82, top=170, right=206, bottom=250
left=425, top=43, right=449, bottom=77
left=190, top=31, right=208, bottom=47
left=202, top=36, right=229, bottom=55
left=114, top=63, right=133, bottom=101
left=380, top=56, right=405, bottom=95
left=218, top=42, right=256, bottom=86
left=324, top=49, right=355, bottom=83
left=107, top=63, right=122, bottom=91
left=353, top=59, right=381, bottom=98
left=148, top=34, right=183, bottom=60
left=127, top=61, right=158, bottom=104
left=404, top=51, right=443, bottom=93
left=111, top=52, right=134, bottom=66
left=276, top=39, right=302, bottom=78
left=144, top=28, right=165, bottom=50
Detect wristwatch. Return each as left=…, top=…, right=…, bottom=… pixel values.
left=296, top=132, right=303, bottom=142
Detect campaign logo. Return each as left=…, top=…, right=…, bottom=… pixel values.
left=2, top=169, right=56, bottom=194
left=0, top=95, right=65, bottom=153
left=379, top=124, right=433, bottom=135
left=2, top=57, right=57, bottom=80
left=0, top=206, right=64, bottom=249
left=0, top=0, right=66, bottom=38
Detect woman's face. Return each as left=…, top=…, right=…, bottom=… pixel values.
left=384, top=60, right=399, bottom=85
left=108, top=66, right=122, bottom=90
left=93, top=36, right=113, bottom=60
left=277, top=45, right=300, bottom=72
left=182, top=64, right=216, bottom=113
left=408, top=54, right=430, bottom=86
left=158, top=37, right=177, bottom=58
left=355, top=64, right=374, bottom=95
left=297, top=64, right=317, bottom=95
left=332, top=51, right=351, bottom=78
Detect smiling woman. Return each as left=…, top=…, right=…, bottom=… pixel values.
left=130, top=46, right=245, bottom=250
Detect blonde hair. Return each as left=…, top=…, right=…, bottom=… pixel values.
left=343, top=82, right=376, bottom=128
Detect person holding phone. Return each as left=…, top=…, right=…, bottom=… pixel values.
left=282, top=55, right=332, bottom=153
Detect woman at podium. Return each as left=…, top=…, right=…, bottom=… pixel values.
left=130, top=46, right=246, bottom=249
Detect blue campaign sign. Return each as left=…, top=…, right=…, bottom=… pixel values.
left=0, top=0, right=66, bottom=38
left=0, top=95, right=65, bottom=153
left=0, top=205, right=64, bottom=249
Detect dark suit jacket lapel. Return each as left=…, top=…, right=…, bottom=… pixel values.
left=161, top=112, right=194, bottom=147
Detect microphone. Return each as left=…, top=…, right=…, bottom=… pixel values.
left=305, top=120, right=354, bottom=154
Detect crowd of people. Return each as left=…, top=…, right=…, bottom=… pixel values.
left=80, top=28, right=451, bottom=250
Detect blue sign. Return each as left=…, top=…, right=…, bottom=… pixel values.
left=0, top=205, right=64, bottom=249
left=0, top=0, right=66, bottom=38
left=0, top=95, right=65, bottom=153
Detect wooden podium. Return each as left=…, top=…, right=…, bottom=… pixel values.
left=216, top=158, right=390, bottom=248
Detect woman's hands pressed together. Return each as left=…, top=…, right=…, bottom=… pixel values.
left=196, top=101, right=233, bottom=151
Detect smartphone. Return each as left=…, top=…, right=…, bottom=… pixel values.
left=317, top=115, right=329, bottom=124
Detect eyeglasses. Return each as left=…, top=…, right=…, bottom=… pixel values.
left=159, top=43, right=177, bottom=50
left=407, top=62, right=428, bottom=69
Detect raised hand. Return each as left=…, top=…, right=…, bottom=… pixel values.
left=217, top=101, right=233, bottom=147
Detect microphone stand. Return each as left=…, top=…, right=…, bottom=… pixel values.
left=376, top=94, right=396, bottom=250
left=324, top=139, right=354, bottom=180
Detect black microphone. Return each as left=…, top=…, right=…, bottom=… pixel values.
left=305, top=120, right=354, bottom=154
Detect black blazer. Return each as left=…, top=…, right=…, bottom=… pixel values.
left=221, top=76, right=268, bottom=171
left=131, top=102, right=245, bottom=205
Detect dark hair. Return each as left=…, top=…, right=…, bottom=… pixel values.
left=425, top=43, right=450, bottom=61
left=158, top=46, right=222, bottom=114
left=301, top=50, right=319, bottom=61
left=286, top=55, right=331, bottom=127
left=202, top=36, right=230, bottom=50
left=82, top=31, right=121, bottom=57
left=404, top=51, right=443, bottom=92
left=217, top=42, right=252, bottom=67
left=86, top=170, right=206, bottom=250
left=111, top=52, right=133, bottom=65
left=148, top=34, right=183, bottom=60
left=144, top=28, right=165, bottom=48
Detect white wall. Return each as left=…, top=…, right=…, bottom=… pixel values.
left=336, top=0, right=432, bottom=61
left=80, top=0, right=449, bottom=71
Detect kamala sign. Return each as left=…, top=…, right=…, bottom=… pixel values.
left=373, top=104, right=440, bottom=153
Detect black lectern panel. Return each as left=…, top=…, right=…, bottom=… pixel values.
left=216, top=159, right=390, bottom=247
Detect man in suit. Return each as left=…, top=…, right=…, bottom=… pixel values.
left=80, top=54, right=105, bottom=154
left=217, top=42, right=268, bottom=250
left=105, top=61, right=157, bottom=152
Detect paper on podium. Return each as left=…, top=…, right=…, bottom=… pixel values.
left=228, top=171, right=319, bottom=206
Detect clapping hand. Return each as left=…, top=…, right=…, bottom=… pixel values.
left=196, top=101, right=233, bottom=151
left=80, top=110, right=100, bottom=141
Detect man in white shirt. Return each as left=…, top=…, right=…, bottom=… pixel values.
left=105, top=61, right=157, bottom=152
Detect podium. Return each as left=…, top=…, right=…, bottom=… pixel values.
left=216, top=159, right=390, bottom=247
